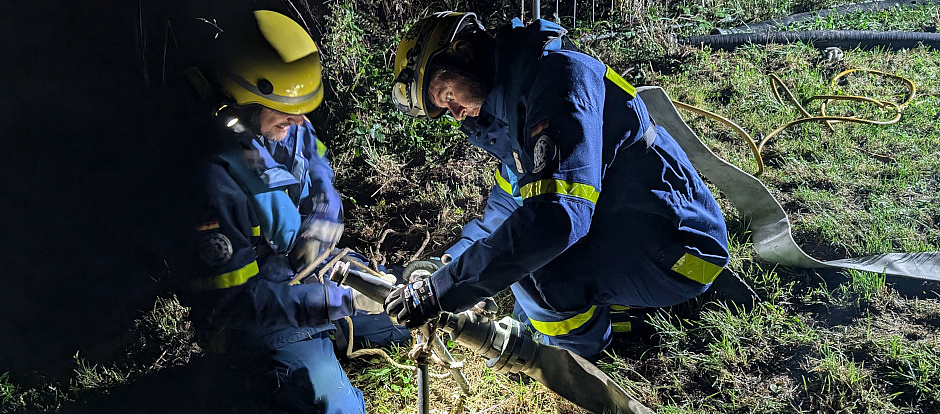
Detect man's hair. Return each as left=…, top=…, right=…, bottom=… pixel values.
left=428, top=28, right=496, bottom=93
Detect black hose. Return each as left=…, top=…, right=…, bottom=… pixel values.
left=679, top=30, right=940, bottom=51
left=712, top=0, right=940, bottom=34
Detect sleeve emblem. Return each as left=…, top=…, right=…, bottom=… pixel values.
left=198, top=232, right=233, bottom=266
left=532, top=135, right=555, bottom=174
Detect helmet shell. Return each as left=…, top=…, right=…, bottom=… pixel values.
left=218, top=10, right=323, bottom=114
left=392, top=12, right=483, bottom=118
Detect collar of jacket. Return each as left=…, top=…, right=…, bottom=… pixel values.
left=215, top=129, right=302, bottom=195
left=461, top=18, right=568, bottom=172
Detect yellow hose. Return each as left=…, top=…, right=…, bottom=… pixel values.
left=672, top=69, right=918, bottom=176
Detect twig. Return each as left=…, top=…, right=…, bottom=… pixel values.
left=283, top=0, right=313, bottom=36
left=410, top=228, right=432, bottom=263
left=150, top=349, right=168, bottom=370
left=476, top=395, right=512, bottom=414
left=372, top=228, right=398, bottom=267
left=344, top=258, right=388, bottom=278
left=288, top=247, right=352, bottom=285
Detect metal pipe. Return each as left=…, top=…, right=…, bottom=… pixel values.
left=416, top=367, right=430, bottom=411
left=532, top=0, right=540, bottom=20
left=430, top=335, right=472, bottom=394
left=416, top=354, right=430, bottom=414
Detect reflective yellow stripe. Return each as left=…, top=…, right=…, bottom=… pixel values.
left=520, top=179, right=599, bottom=204
left=494, top=170, right=512, bottom=195
left=316, top=139, right=327, bottom=158
left=610, top=305, right=631, bottom=312
left=605, top=66, right=636, bottom=97
left=529, top=305, right=596, bottom=336
left=190, top=261, right=259, bottom=291
left=611, top=321, right=632, bottom=333
left=671, top=253, right=724, bottom=284
left=251, top=226, right=261, bottom=237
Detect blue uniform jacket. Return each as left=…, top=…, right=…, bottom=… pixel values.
left=432, top=19, right=730, bottom=314
left=183, top=120, right=354, bottom=350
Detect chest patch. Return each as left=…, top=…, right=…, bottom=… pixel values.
left=198, top=232, right=233, bottom=267
left=512, top=151, right=526, bottom=174
left=532, top=135, right=555, bottom=174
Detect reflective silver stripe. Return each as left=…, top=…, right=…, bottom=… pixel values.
left=230, top=73, right=323, bottom=104
left=641, top=124, right=658, bottom=146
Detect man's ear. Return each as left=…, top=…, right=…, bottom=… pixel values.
left=449, top=39, right=476, bottom=65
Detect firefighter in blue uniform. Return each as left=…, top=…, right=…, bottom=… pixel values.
left=179, top=10, right=404, bottom=412
left=386, top=12, right=730, bottom=358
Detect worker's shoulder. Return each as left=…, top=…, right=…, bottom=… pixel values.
left=536, top=49, right=605, bottom=78
left=532, top=50, right=606, bottom=97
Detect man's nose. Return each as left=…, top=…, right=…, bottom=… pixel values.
left=447, top=102, right=466, bottom=120
left=286, top=114, right=304, bottom=125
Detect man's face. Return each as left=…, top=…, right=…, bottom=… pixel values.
left=258, top=107, right=305, bottom=141
left=427, top=69, right=488, bottom=121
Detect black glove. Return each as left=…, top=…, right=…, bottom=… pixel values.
left=384, top=279, right=441, bottom=329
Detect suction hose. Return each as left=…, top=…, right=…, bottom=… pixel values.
left=680, top=30, right=940, bottom=51
left=711, top=0, right=939, bottom=34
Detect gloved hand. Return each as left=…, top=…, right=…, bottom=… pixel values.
left=384, top=279, right=441, bottom=329
left=351, top=289, right=385, bottom=314
left=290, top=216, right=344, bottom=268
left=349, top=271, right=397, bottom=315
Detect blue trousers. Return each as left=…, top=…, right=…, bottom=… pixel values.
left=511, top=286, right=613, bottom=358
left=257, top=332, right=366, bottom=414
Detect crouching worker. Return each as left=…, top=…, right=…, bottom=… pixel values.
left=176, top=10, right=406, bottom=413
left=385, top=12, right=730, bottom=359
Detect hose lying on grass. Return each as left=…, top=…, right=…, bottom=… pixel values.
left=680, top=30, right=940, bottom=51
left=639, top=86, right=940, bottom=281
left=672, top=69, right=916, bottom=176
left=710, top=0, right=940, bottom=34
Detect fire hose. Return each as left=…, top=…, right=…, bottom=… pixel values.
left=330, top=261, right=655, bottom=414
left=639, top=85, right=939, bottom=280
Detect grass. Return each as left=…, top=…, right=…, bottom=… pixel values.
left=3, top=0, right=940, bottom=413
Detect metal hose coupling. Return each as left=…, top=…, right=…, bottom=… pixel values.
left=438, top=312, right=539, bottom=374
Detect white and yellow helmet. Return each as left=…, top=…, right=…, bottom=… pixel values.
left=392, top=12, right=483, bottom=119
left=217, top=10, right=323, bottom=115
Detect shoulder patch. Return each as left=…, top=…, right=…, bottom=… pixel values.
left=198, top=232, right=233, bottom=266
left=531, top=135, right=555, bottom=174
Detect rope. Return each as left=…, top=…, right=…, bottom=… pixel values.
left=672, top=69, right=916, bottom=176
left=288, top=247, right=353, bottom=285
left=339, top=316, right=455, bottom=377
left=307, top=239, right=470, bottom=389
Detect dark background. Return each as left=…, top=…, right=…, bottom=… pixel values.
left=0, top=0, right=222, bottom=382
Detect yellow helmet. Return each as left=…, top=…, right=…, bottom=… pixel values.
left=392, top=12, right=483, bottom=118
left=217, top=10, right=323, bottom=115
